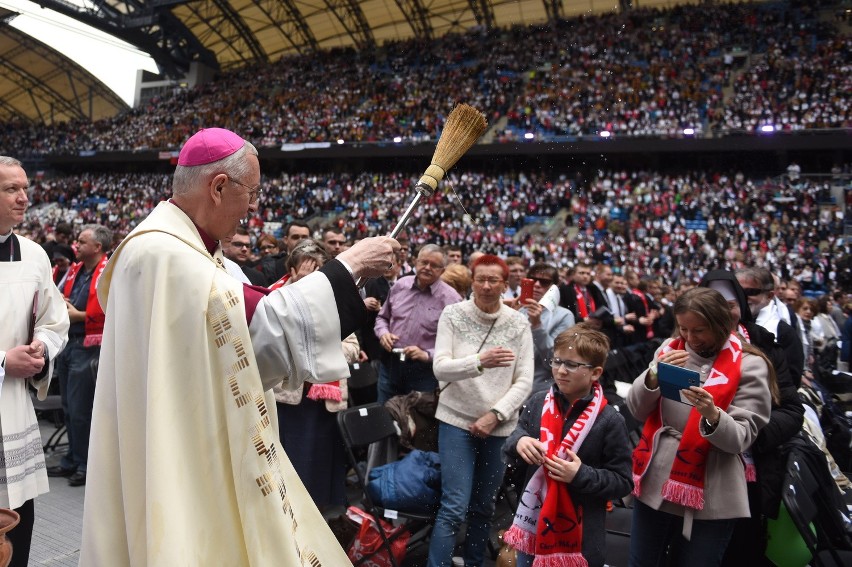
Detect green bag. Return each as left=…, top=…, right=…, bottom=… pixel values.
left=765, top=502, right=813, bottom=567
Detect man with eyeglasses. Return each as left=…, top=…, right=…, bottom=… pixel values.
left=0, top=156, right=70, bottom=567
left=222, top=227, right=268, bottom=286
left=79, top=128, right=399, bottom=565
left=522, top=263, right=575, bottom=395
left=736, top=267, right=805, bottom=384
left=374, top=244, right=462, bottom=403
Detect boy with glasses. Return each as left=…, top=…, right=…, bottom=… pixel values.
left=503, top=326, right=633, bottom=567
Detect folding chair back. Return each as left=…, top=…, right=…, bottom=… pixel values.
left=337, top=403, right=434, bottom=567
left=30, top=392, right=67, bottom=453
left=782, top=454, right=852, bottom=567
left=339, top=403, right=399, bottom=447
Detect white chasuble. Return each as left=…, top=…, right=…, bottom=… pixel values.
left=0, top=235, right=69, bottom=509
left=80, top=202, right=351, bottom=566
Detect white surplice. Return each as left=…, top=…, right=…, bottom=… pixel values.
left=80, top=202, right=352, bottom=566
left=0, top=234, right=69, bottom=509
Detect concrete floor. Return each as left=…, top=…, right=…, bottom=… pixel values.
left=29, top=420, right=633, bottom=566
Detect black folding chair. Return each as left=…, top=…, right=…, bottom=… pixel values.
left=337, top=403, right=434, bottom=567
left=30, top=392, right=67, bottom=453
left=782, top=453, right=852, bottom=567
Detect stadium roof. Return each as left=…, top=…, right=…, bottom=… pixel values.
left=0, top=7, right=128, bottom=124
left=2, top=0, right=709, bottom=123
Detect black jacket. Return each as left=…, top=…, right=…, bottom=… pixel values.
left=358, top=277, right=393, bottom=362
left=503, top=388, right=633, bottom=567
left=559, top=282, right=608, bottom=324
left=698, top=270, right=805, bottom=517
left=775, top=319, right=804, bottom=387
left=256, top=252, right=288, bottom=283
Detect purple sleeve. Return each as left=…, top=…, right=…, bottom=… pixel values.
left=242, top=283, right=272, bottom=323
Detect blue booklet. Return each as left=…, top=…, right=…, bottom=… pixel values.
left=657, top=362, right=700, bottom=405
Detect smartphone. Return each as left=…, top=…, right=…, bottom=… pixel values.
left=519, top=278, right=534, bottom=304
left=657, top=362, right=700, bottom=405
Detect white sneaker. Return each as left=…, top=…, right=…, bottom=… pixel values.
left=451, top=557, right=464, bottom=567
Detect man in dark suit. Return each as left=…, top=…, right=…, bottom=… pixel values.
left=607, top=274, right=640, bottom=348
left=223, top=227, right=268, bottom=286
left=353, top=260, right=401, bottom=406
left=559, top=261, right=608, bottom=328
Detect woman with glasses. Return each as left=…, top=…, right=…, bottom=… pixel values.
left=626, top=287, right=772, bottom=567
left=426, top=255, right=533, bottom=567
left=254, top=233, right=288, bottom=281
left=520, top=262, right=576, bottom=395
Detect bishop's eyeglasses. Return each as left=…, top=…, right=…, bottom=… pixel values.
left=227, top=176, right=262, bottom=204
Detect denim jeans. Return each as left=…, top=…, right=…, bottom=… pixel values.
left=376, top=357, right=437, bottom=403
left=57, top=338, right=99, bottom=472
left=515, top=551, right=533, bottom=567
left=426, top=422, right=507, bottom=567
left=628, top=499, right=737, bottom=567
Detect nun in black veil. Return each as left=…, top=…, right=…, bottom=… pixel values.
left=698, top=270, right=804, bottom=566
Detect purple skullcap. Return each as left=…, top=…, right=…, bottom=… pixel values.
left=177, top=128, right=246, bottom=167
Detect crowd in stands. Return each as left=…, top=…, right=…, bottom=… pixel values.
left=1, top=0, right=849, bottom=157
left=18, top=165, right=850, bottom=293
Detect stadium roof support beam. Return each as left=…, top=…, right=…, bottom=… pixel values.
left=248, top=0, right=319, bottom=54
left=0, top=98, right=30, bottom=124
left=323, top=0, right=375, bottom=51
left=30, top=0, right=218, bottom=78
left=392, top=0, right=433, bottom=40
left=213, top=0, right=267, bottom=63
left=467, top=0, right=496, bottom=29
left=0, top=59, right=80, bottom=122
left=0, top=34, right=124, bottom=121
left=182, top=0, right=268, bottom=66
left=543, top=0, right=564, bottom=21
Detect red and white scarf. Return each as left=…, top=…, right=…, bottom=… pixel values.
left=632, top=334, right=743, bottom=509
left=504, top=382, right=607, bottom=566
left=574, top=284, right=595, bottom=320
left=62, top=255, right=108, bottom=347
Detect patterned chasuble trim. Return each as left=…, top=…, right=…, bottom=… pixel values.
left=207, top=282, right=326, bottom=566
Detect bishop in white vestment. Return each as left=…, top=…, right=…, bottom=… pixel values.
left=80, top=129, right=398, bottom=566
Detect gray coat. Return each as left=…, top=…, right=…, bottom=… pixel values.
left=503, top=388, right=633, bottom=567
left=626, top=340, right=771, bottom=525
left=527, top=305, right=575, bottom=394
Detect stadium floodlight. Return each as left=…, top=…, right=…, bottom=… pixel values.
left=337, top=139, right=344, bottom=145
left=524, top=132, right=534, bottom=140
left=393, top=136, right=402, bottom=143
left=683, top=128, right=695, bottom=136
left=760, top=125, right=775, bottom=133
left=600, top=130, right=611, bottom=138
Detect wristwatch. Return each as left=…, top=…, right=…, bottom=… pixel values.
left=648, top=360, right=658, bottom=378
left=490, top=408, right=505, bottom=422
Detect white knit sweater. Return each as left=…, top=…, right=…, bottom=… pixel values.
left=433, top=300, right=534, bottom=436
